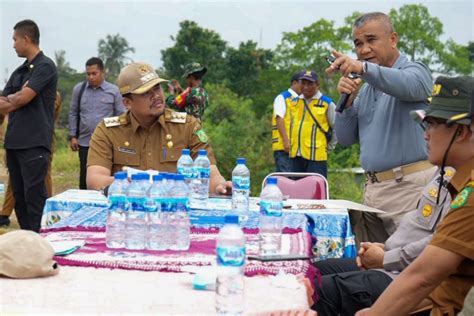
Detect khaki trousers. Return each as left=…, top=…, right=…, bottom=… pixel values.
left=350, top=166, right=437, bottom=244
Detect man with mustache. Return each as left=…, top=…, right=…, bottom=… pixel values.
left=86, top=62, right=231, bottom=195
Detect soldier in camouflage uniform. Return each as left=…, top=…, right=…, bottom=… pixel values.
left=166, top=62, right=209, bottom=122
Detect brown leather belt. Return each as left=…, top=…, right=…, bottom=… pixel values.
left=365, top=160, right=434, bottom=183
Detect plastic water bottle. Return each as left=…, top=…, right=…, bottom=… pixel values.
left=192, top=149, right=211, bottom=207
left=232, top=158, right=250, bottom=212
left=170, top=174, right=191, bottom=251
left=216, top=215, right=246, bottom=315
left=259, top=177, right=283, bottom=255
left=147, top=174, right=166, bottom=250
left=125, top=173, right=147, bottom=250
left=106, top=171, right=129, bottom=249
left=177, top=149, right=195, bottom=187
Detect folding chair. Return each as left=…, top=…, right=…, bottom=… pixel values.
left=261, top=172, right=329, bottom=200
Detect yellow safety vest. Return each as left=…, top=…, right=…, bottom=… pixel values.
left=289, top=96, right=331, bottom=161
left=272, top=90, right=296, bottom=151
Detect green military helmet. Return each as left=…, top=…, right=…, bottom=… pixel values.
left=423, top=76, right=474, bottom=125
left=182, top=62, right=207, bottom=78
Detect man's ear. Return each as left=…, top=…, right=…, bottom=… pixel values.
left=456, top=125, right=471, bottom=141
left=122, top=96, right=132, bottom=109
left=390, top=32, right=399, bottom=49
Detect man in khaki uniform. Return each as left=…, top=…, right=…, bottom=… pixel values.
left=87, top=62, right=232, bottom=194
left=356, top=76, right=474, bottom=315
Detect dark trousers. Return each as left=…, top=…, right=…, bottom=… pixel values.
left=274, top=150, right=291, bottom=172
left=312, top=258, right=393, bottom=316
left=290, top=156, right=328, bottom=178
left=79, top=146, right=89, bottom=190
left=6, top=147, right=50, bottom=232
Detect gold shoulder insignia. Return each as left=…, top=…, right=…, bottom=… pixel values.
left=169, top=111, right=187, bottom=124
left=451, top=186, right=473, bottom=209
left=104, top=116, right=122, bottom=128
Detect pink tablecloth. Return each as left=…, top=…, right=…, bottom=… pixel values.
left=41, top=227, right=317, bottom=281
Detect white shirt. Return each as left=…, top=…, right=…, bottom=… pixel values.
left=273, top=88, right=299, bottom=118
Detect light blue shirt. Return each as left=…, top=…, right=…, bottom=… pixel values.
left=68, top=80, right=126, bottom=147
left=334, top=54, right=432, bottom=172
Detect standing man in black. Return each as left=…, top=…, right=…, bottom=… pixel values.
left=0, top=20, right=58, bottom=232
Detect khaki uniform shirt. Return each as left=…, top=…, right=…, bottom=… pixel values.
left=429, top=157, right=474, bottom=315
left=87, top=109, right=216, bottom=175
left=381, top=167, right=454, bottom=274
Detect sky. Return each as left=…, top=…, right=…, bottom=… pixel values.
left=0, top=0, right=472, bottom=84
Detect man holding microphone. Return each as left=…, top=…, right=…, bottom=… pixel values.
left=326, top=12, right=436, bottom=243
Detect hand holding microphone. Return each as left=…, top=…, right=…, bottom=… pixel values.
left=325, top=50, right=365, bottom=112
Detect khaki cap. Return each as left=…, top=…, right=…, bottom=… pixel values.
left=0, top=230, right=59, bottom=279
left=118, top=62, right=168, bottom=95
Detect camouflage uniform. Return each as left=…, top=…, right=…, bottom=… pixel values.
left=166, top=62, right=209, bottom=121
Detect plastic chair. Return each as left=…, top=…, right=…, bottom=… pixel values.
left=261, top=172, right=329, bottom=200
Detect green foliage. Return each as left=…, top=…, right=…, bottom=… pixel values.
left=161, top=20, right=228, bottom=85
left=98, top=33, right=135, bottom=80
left=56, top=72, right=85, bottom=128
left=202, top=83, right=273, bottom=196
left=436, top=40, right=474, bottom=75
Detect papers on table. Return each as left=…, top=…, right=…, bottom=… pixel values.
left=48, top=240, right=86, bottom=256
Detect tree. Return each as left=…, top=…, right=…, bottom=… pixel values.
left=54, top=50, right=75, bottom=77
left=225, top=40, right=273, bottom=98
left=98, top=33, right=135, bottom=80
left=437, top=40, right=474, bottom=75
left=161, top=20, right=228, bottom=84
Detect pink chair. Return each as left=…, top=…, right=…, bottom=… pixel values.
left=262, top=172, right=329, bottom=200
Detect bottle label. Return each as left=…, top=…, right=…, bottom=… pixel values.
left=177, top=166, right=195, bottom=179
left=216, top=246, right=246, bottom=267
left=109, top=195, right=128, bottom=210
left=175, top=197, right=189, bottom=212
left=196, top=167, right=210, bottom=179
left=129, top=197, right=146, bottom=212
left=232, top=176, right=250, bottom=190
left=260, top=200, right=283, bottom=217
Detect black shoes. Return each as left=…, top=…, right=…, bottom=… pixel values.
left=0, top=215, right=10, bottom=227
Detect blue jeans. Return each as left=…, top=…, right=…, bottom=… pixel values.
left=290, top=156, right=327, bottom=178
left=274, top=150, right=291, bottom=172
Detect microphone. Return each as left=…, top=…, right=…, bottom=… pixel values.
left=326, top=55, right=361, bottom=113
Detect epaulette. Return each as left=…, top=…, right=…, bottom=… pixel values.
left=104, top=116, right=126, bottom=128
left=164, top=110, right=187, bottom=124
left=320, top=95, right=333, bottom=105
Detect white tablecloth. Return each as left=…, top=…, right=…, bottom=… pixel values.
left=1, top=266, right=309, bottom=314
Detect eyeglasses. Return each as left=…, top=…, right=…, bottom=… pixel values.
left=422, top=117, right=449, bottom=131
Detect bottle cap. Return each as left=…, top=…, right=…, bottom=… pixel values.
left=267, top=177, right=278, bottom=185
left=224, top=215, right=239, bottom=224
left=114, top=171, right=127, bottom=180
left=152, top=174, right=163, bottom=182
left=198, top=149, right=207, bottom=156
left=140, top=173, right=150, bottom=181
left=236, top=157, right=246, bottom=165
left=175, top=174, right=185, bottom=181
left=182, top=148, right=190, bottom=155
left=131, top=174, right=141, bottom=181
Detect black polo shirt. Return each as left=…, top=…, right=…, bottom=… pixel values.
left=2, top=51, right=58, bottom=151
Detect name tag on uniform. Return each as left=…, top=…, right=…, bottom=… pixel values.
left=118, top=147, right=136, bottom=154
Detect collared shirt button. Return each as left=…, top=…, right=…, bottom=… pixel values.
left=148, top=152, right=152, bottom=156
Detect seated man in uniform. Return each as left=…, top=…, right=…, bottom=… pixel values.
left=356, top=76, right=474, bottom=315
left=86, top=62, right=232, bottom=194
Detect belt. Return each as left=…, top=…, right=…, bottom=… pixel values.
left=365, top=160, right=434, bottom=183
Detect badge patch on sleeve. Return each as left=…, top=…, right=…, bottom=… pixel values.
left=195, top=129, right=209, bottom=143
left=451, top=187, right=472, bottom=209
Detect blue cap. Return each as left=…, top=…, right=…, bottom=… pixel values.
left=299, top=70, right=318, bottom=82
left=267, top=177, right=278, bottom=185
left=236, top=157, right=246, bottom=165
left=114, top=171, right=127, bottom=180
left=182, top=148, right=190, bottom=155
left=140, top=173, right=150, bottom=181
left=291, top=71, right=304, bottom=82
left=198, top=149, right=207, bottom=156
left=224, top=215, right=239, bottom=224
left=175, top=174, right=185, bottom=181
left=152, top=174, right=163, bottom=182
left=131, top=174, right=141, bottom=181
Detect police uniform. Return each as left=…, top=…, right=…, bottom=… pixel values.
left=87, top=109, right=216, bottom=175
left=313, top=168, right=454, bottom=316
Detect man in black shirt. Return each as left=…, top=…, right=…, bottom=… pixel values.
left=0, top=19, right=58, bottom=232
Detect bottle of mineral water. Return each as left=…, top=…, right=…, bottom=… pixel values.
left=192, top=149, right=211, bottom=207
left=106, top=171, right=129, bottom=249
left=177, top=148, right=194, bottom=187
left=216, top=215, right=246, bottom=315
left=146, top=174, right=166, bottom=250
left=259, top=177, right=283, bottom=255
left=125, top=173, right=147, bottom=250
left=232, top=158, right=250, bottom=212
left=170, top=174, right=191, bottom=251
